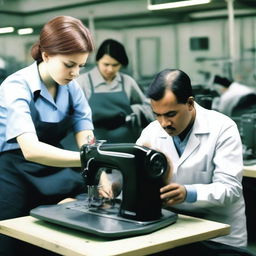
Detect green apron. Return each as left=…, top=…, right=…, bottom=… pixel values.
left=88, top=73, right=139, bottom=143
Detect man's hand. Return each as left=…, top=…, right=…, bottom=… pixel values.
left=160, top=183, right=187, bottom=206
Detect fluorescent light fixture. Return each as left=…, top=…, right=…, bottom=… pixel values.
left=147, top=0, right=211, bottom=10
left=18, top=28, right=34, bottom=35
left=0, top=27, right=15, bottom=34
left=190, top=8, right=256, bottom=18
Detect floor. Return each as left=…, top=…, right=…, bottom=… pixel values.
left=247, top=240, right=256, bottom=255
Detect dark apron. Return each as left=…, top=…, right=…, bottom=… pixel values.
left=88, top=73, right=139, bottom=143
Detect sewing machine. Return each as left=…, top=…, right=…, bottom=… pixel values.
left=30, top=142, right=177, bottom=238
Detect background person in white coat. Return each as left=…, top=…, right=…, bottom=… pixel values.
left=211, top=75, right=256, bottom=117
left=136, top=69, right=252, bottom=255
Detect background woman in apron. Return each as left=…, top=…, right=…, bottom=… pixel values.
left=76, top=39, right=154, bottom=143
left=0, top=16, right=95, bottom=256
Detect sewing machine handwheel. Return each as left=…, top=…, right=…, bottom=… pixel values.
left=146, top=152, right=167, bottom=178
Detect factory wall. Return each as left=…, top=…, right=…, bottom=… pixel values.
left=0, top=15, right=255, bottom=87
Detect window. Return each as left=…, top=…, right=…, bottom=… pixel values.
left=190, top=37, right=209, bottom=51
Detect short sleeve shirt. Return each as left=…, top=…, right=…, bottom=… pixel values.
left=0, top=62, right=93, bottom=152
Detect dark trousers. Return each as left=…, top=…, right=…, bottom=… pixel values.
left=0, top=163, right=62, bottom=256
left=243, top=176, right=256, bottom=243
left=151, top=241, right=256, bottom=256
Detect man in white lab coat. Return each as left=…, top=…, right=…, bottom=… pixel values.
left=136, top=69, right=248, bottom=253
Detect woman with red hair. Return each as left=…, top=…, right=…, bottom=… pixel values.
left=0, top=16, right=94, bottom=255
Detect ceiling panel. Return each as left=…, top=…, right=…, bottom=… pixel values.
left=0, top=0, right=255, bottom=32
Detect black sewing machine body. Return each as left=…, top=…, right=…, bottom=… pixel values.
left=81, top=142, right=169, bottom=221
left=30, top=143, right=178, bottom=238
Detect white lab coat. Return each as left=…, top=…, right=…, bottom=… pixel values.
left=136, top=103, right=247, bottom=247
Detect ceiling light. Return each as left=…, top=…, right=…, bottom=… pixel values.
left=190, top=8, right=256, bottom=18
left=18, top=28, right=34, bottom=35
left=0, top=27, right=14, bottom=34
left=147, top=0, right=211, bottom=10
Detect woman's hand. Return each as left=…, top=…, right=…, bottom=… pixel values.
left=160, top=183, right=187, bottom=206
left=58, top=198, right=77, bottom=204
left=98, top=170, right=122, bottom=199
left=98, top=170, right=114, bottom=198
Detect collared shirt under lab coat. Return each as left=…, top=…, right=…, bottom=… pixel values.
left=136, top=103, right=247, bottom=247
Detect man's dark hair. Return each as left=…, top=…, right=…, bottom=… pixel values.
left=96, top=39, right=129, bottom=66
left=147, top=69, right=194, bottom=104
left=213, top=75, right=232, bottom=88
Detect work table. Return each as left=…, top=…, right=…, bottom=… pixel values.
left=0, top=214, right=230, bottom=256
left=243, top=164, right=256, bottom=178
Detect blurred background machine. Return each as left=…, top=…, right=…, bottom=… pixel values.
left=240, top=113, right=256, bottom=163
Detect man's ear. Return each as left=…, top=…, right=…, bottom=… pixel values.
left=187, top=96, right=194, bottom=109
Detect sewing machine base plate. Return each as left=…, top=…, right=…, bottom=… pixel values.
left=30, top=200, right=178, bottom=238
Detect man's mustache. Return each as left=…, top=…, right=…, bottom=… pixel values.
left=163, top=125, right=175, bottom=131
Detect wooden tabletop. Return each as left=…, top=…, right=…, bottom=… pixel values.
left=243, top=165, right=256, bottom=178
left=0, top=215, right=230, bottom=256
